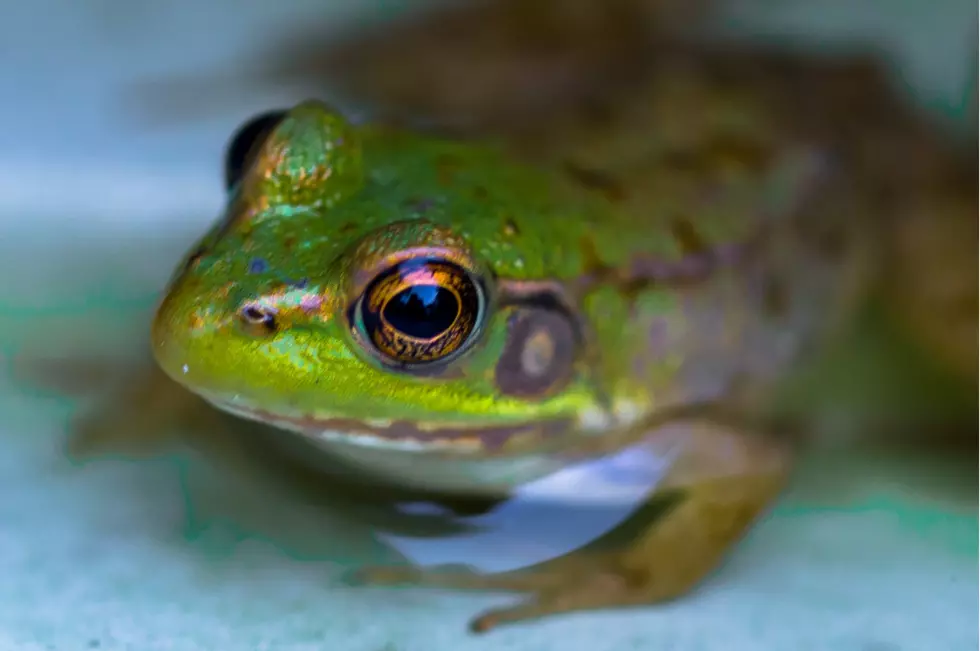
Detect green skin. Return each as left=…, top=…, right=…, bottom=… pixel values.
left=152, top=100, right=857, bottom=495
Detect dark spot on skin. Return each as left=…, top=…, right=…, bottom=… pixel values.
left=571, top=236, right=655, bottom=300
left=472, top=185, right=489, bottom=200
left=283, top=236, right=296, bottom=250
left=340, top=222, right=359, bottom=234
left=620, top=277, right=654, bottom=301
left=502, top=219, right=520, bottom=237
left=762, top=273, right=789, bottom=317
left=185, top=246, right=207, bottom=269
left=670, top=218, right=707, bottom=255
left=247, top=258, right=268, bottom=274
left=495, top=307, right=578, bottom=398
left=562, top=162, right=626, bottom=202
left=579, top=236, right=615, bottom=278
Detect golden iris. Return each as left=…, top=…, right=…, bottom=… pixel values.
left=357, top=258, right=484, bottom=366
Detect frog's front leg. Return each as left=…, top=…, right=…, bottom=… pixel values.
left=349, top=418, right=792, bottom=633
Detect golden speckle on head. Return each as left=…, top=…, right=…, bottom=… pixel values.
left=502, top=219, right=519, bottom=237
left=188, top=312, right=206, bottom=330
left=216, top=283, right=233, bottom=300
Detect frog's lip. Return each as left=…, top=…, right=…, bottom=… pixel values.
left=207, top=396, right=572, bottom=454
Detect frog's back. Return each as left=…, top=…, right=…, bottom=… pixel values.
left=356, top=121, right=781, bottom=284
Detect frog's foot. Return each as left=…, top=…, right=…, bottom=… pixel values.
left=350, top=554, right=678, bottom=633
left=350, top=420, right=791, bottom=633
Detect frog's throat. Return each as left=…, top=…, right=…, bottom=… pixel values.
left=207, top=397, right=573, bottom=454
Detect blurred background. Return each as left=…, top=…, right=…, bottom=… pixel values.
left=0, top=1, right=976, bottom=650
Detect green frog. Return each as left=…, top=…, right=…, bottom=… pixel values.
left=44, top=0, right=973, bottom=635
left=90, top=92, right=876, bottom=631
left=53, top=34, right=977, bottom=628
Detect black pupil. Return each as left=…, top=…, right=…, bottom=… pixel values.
left=224, top=109, right=287, bottom=191
left=383, top=285, right=459, bottom=339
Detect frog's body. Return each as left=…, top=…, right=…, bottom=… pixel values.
left=63, top=14, right=973, bottom=633
left=121, top=98, right=869, bottom=630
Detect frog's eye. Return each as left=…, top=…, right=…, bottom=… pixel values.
left=224, top=109, right=287, bottom=191
left=353, top=258, right=486, bottom=367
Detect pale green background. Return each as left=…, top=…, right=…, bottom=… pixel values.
left=0, top=1, right=976, bottom=650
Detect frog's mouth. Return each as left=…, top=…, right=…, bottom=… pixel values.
left=206, top=396, right=572, bottom=455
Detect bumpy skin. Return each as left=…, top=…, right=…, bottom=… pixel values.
left=140, top=98, right=866, bottom=631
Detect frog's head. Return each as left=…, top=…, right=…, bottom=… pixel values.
left=152, top=101, right=635, bottom=487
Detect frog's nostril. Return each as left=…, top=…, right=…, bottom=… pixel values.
left=238, top=303, right=279, bottom=336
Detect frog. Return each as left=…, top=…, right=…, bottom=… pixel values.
left=101, top=90, right=876, bottom=634
left=45, top=26, right=975, bottom=629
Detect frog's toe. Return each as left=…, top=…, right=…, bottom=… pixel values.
left=348, top=558, right=656, bottom=632
left=465, top=562, right=656, bottom=633
left=470, top=572, right=650, bottom=633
